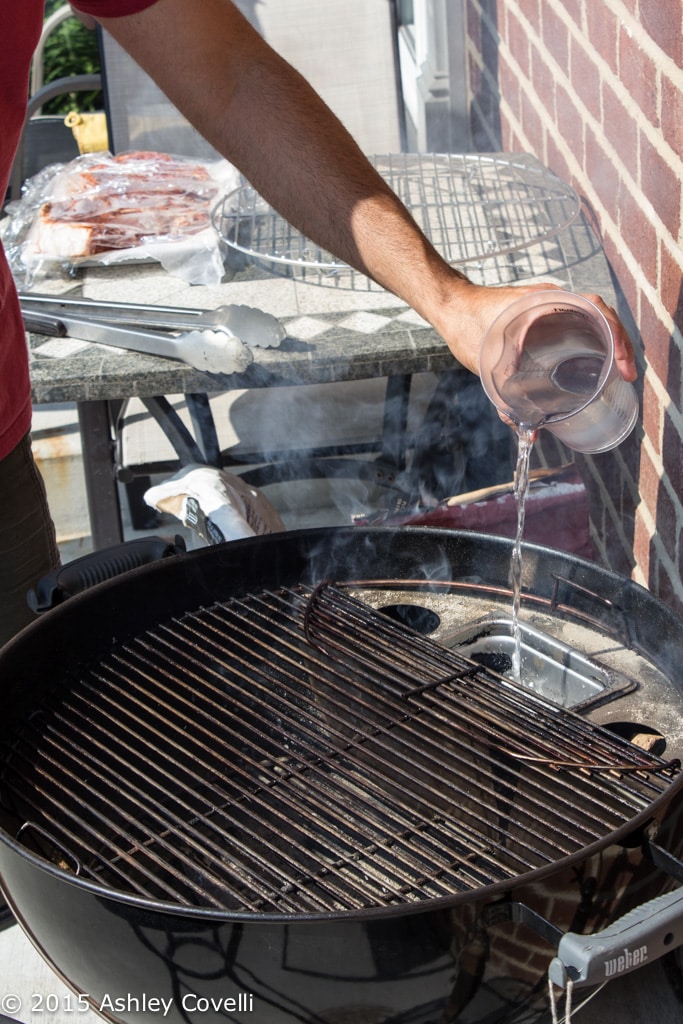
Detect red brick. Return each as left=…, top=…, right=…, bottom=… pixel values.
left=661, top=72, right=683, bottom=159
left=506, top=125, right=523, bottom=152
left=467, top=51, right=480, bottom=97
left=584, top=122, right=622, bottom=213
left=640, top=138, right=681, bottom=237
left=653, top=552, right=683, bottom=617
left=554, top=78, right=586, bottom=163
left=667, top=341, right=683, bottom=410
left=662, top=411, right=683, bottom=494
left=499, top=58, right=522, bottom=122
left=529, top=38, right=559, bottom=113
left=562, top=123, right=586, bottom=175
left=544, top=137, right=571, bottom=188
left=652, top=473, right=678, bottom=560
left=466, top=0, right=484, bottom=47
left=554, top=0, right=582, bottom=25
left=638, top=445, right=661, bottom=511
left=506, top=4, right=532, bottom=79
left=541, top=5, right=570, bottom=70
left=619, top=25, right=659, bottom=129
left=640, top=375, right=662, bottom=455
left=516, top=0, right=541, bottom=29
left=608, top=251, right=639, bottom=325
left=466, top=0, right=681, bottom=597
left=639, top=0, right=683, bottom=65
left=585, top=2, right=619, bottom=74
left=661, top=240, right=683, bottom=318
left=618, top=187, right=658, bottom=285
left=640, top=301, right=681, bottom=408
left=601, top=79, right=639, bottom=185
left=520, top=83, right=545, bottom=152
left=618, top=431, right=642, bottom=495
left=570, top=37, right=602, bottom=123
left=633, top=512, right=652, bottom=579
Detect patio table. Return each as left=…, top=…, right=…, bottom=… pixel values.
left=26, top=153, right=621, bottom=547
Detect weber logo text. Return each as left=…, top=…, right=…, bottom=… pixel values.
left=604, top=945, right=648, bottom=978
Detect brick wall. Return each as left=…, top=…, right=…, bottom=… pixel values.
left=466, top=0, right=683, bottom=617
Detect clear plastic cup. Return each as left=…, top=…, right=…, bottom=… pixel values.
left=478, top=290, right=638, bottom=454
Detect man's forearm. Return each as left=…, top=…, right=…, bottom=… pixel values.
left=98, top=1, right=469, bottom=317
left=95, top=0, right=637, bottom=379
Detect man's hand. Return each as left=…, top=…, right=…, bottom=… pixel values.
left=430, top=277, right=638, bottom=382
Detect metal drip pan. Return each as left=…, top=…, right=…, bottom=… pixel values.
left=441, top=614, right=636, bottom=712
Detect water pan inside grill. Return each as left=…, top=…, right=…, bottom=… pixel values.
left=441, top=615, right=635, bottom=711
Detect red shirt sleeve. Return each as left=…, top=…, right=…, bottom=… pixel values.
left=71, top=0, right=161, bottom=17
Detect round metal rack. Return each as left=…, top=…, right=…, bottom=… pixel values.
left=213, top=152, right=581, bottom=280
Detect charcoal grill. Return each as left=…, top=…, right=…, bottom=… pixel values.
left=1, top=528, right=683, bottom=1024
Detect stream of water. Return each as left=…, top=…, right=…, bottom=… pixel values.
left=510, top=426, right=536, bottom=682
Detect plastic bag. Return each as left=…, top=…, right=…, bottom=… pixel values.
left=4, top=150, right=239, bottom=287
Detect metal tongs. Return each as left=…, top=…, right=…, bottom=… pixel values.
left=20, top=292, right=286, bottom=374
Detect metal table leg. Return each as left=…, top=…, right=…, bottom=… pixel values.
left=380, top=374, right=412, bottom=470
left=185, top=393, right=222, bottom=466
left=77, top=400, right=123, bottom=548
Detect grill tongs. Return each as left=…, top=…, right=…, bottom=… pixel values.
left=20, top=292, right=286, bottom=374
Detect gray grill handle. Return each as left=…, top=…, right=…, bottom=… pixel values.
left=548, top=886, right=683, bottom=990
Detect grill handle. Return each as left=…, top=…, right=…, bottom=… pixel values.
left=548, top=886, right=683, bottom=990
left=28, top=535, right=186, bottom=612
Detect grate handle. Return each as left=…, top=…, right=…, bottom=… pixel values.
left=16, top=821, right=83, bottom=875
left=551, top=573, right=633, bottom=647
left=548, top=885, right=683, bottom=990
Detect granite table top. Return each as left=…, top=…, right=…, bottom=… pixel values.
left=27, top=206, right=617, bottom=408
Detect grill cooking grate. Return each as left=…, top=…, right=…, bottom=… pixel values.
left=213, top=153, right=581, bottom=278
left=2, top=583, right=680, bottom=914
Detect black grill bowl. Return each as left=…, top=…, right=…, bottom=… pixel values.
left=0, top=527, right=682, bottom=1024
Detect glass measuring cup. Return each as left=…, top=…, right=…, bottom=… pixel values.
left=479, top=290, right=638, bottom=453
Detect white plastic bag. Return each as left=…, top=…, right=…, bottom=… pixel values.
left=144, top=465, right=285, bottom=545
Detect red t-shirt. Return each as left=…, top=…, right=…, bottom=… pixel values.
left=0, top=0, right=159, bottom=461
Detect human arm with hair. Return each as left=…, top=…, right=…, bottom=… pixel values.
left=75, top=0, right=636, bottom=380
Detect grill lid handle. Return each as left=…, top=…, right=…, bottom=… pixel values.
left=548, top=886, right=683, bottom=990
left=28, top=535, right=186, bottom=612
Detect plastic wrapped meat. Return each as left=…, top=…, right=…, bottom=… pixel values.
left=29, top=151, right=219, bottom=257
left=5, top=150, right=239, bottom=285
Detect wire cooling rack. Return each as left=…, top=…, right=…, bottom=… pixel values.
left=213, top=152, right=581, bottom=278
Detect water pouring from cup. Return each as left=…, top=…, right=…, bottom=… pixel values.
left=478, top=289, right=638, bottom=683
left=479, top=290, right=638, bottom=453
